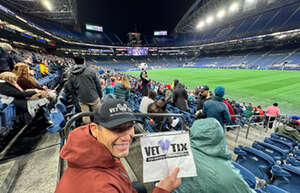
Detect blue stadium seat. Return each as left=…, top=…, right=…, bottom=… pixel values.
left=286, top=157, right=300, bottom=167
left=252, top=141, right=288, bottom=162
left=271, top=165, right=300, bottom=193
left=0, top=104, right=16, bottom=129
left=232, top=161, right=256, bottom=189
left=49, top=111, right=65, bottom=128
left=264, top=138, right=294, bottom=153
left=255, top=185, right=289, bottom=193
left=270, top=133, right=297, bottom=147
left=55, top=103, right=67, bottom=115
left=234, top=146, right=275, bottom=181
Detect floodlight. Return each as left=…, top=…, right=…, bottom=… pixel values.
left=217, top=9, right=226, bottom=19
left=245, top=0, right=256, bottom=4
left=42, top=0, right=53, bottom=11
left=196, top=21, right=205, bottom=29
left=229, top=2, right=239, bottom=13
left=206, top=16, right=214, bottom=24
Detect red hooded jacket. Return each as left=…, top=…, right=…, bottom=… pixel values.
left=224, top=100, right=236, bottom=121
left=55, top=123, right=168, bottom=193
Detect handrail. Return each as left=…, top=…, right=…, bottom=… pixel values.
left=62, top=112, right=187, bottom=142
left=225, top=115, right=242, bottom=142
left=245, top=115, right=265, bottom=139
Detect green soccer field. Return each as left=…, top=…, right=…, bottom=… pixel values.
left=126, top=68, right=300, bottom=115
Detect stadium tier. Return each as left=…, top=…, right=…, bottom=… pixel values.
left=0, top=0, right=300, bottom=193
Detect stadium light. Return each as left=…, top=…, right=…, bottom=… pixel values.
left=206, top=16, right=214, bottom=24
left=217, top=9, right=226, bottom=19
left=42, top=0, right=53, bottom=11
left=229, top=2, right=239, bottom=13
left=245, top=0, right=256, bottom=4
left=196, top=21, right=205, bottom=30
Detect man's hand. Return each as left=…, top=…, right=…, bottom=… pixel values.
left=157, top=168, right=181, bottom=192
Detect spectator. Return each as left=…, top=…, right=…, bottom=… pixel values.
left=140, top=70, right=150, bottom=96
left=174, top=118, right=255, bottom=193
left=114, top=76, right=131, bottom=101
left=0, top=72, right=40, bottom=123
left=242, top=103, right=253, bottom=119
left=0, top=43, right=14, bottom=73
left=14, top=63, right=44, bottom=90
left=172, top=79, right=179, bottom=88
left=103, top=79, right=114, bottom=95
left=164, top=84, right=173, bottom=104
left=110, top=77, right=116, bottom=87
left=173, top=83, right=188, bottom=111
left=67, top=57, right=102, bottom=124
left=264, top=103, right=280, bottom=129
left=148, top=98, right=171, bottom=131
left=157, top=84, right=165, bottom=96
left=40, top=58, right=49, bottom=76
left=256, top=105, right=264, bottom=116
left=224, top=99, right=236, bottom=124
left=55, top=99, right=181, bottom=193
left=203, top=86, right=230, bottom=130
left=195, top=85, right=211, bottom=119
left=187, top=90, right=196, bottom=104
left=139, top=90, right=156, bottom=113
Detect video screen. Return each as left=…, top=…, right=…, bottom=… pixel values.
left=86, top=24, right=103, bottom=32
left=127, top=47, right=148, bottom=56
left=154, top=31, right=168, bottom=36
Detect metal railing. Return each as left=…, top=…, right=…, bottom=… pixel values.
left=225, top=115, right=242, bottom=142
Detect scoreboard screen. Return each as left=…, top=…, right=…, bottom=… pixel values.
left=86, top=24, right=103, bottom=32
left=127, top=47, right=148, bottom=56
left=154, top=31, right=167, bottom=36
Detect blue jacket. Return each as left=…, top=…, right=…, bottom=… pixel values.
left=203, top=96, right=230, bottom=129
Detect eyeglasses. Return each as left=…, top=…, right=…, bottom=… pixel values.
left=110, top=121, right=134, bottom=133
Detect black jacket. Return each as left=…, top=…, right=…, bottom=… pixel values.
left=68, top=65, right=102, bottom=104
left=173, top=84, right=188, bottom=111
left=0, top=81, right=36, bottom=112
left=0, top=48, right=14, bottom=73
left=140, top=72, right=150, bottom=96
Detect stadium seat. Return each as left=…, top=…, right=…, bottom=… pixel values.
left=232, top=161, right=256, bottom=189
left=264, top=138, right=294, bottom=153
left=252, top=141, right=288, bottom=162
left=255, top=185, right=289, bottom=193
left=234, top=146, right=275, bottom=181
left=286, top=157, right=300, bottom=167
left=55, top=103, right=67, bottom=115
left=49, top=111, right=65, bottom=128
left=270, top=133, right=297, bottom=147
left=271, top=165, right=300, bottom=193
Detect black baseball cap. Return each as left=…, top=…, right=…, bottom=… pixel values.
left=199, top=85, right=209, bottom=92
left=94, top=99, right=141, bottom=129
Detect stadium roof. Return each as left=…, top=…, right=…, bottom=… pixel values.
left=77, top=0, right=196, bottom=39
left=0, top=0, right=78, bottom=25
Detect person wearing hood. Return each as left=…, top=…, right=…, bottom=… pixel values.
left=55, top=99, right=181, bottom=193
left=67, top=57, right=102, bottom=124
left=203, top=86, right=230, bottom=130
left=174, top=118, right=256, bottom=193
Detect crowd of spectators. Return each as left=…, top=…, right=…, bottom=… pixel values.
left=0, top=42, right=70, bottom=124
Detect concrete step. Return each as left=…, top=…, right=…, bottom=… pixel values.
left=8, top=132, right=60, bottom=193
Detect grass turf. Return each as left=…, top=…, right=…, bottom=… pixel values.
left=126, top=68, right=300, bottom=115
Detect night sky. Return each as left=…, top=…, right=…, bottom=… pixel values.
left=77, top=0, right=195, bottom=40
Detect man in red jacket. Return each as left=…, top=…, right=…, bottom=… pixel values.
left=55, top=99, right=181, bottom=193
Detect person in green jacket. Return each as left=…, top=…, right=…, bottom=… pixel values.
left=174, top=118, right=256, bottom=193
left=114, top=75, right=131, bottom=101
